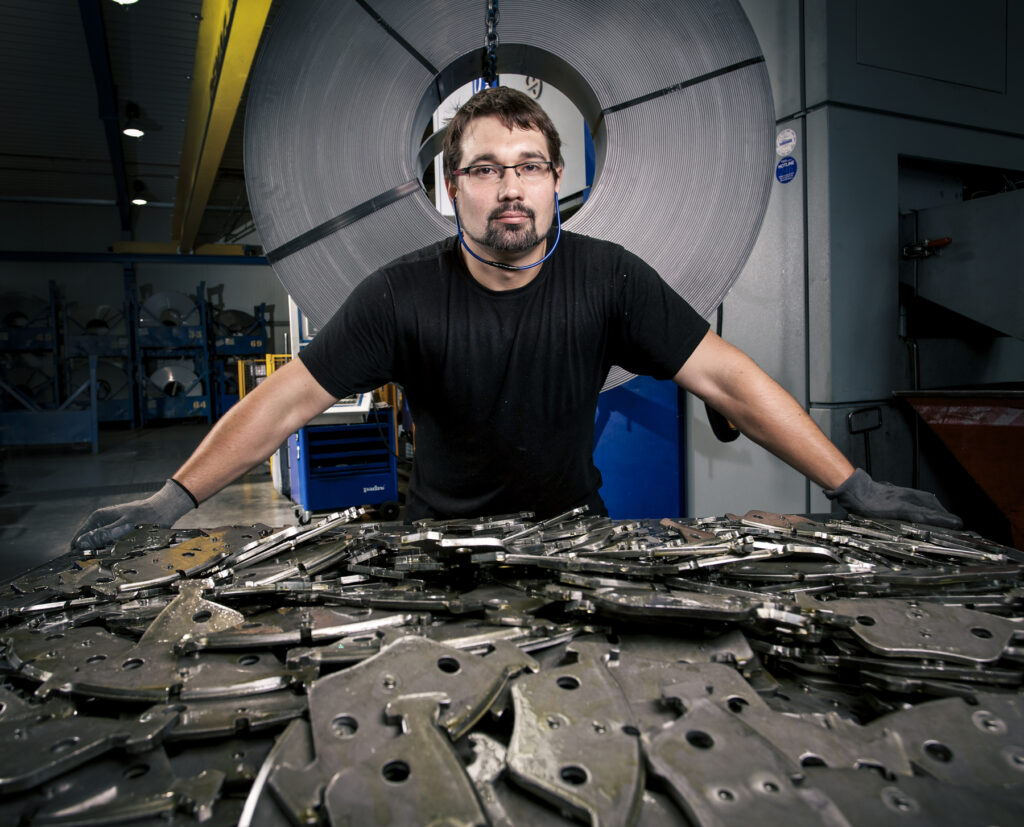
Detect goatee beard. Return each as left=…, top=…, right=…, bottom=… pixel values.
left=477, top=206, right=541, bottom=253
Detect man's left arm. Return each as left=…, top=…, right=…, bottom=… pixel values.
left=673, top=330, right=961, bottom=527
left=674, top=330, right=852, bottom=488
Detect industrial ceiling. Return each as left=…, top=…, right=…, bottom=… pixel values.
left=0, top=0, right=277, bottom=253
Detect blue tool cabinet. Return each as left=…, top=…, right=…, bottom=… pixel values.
left=288, top=413, right=398, bottom=519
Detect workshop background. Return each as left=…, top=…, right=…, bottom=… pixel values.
left=1, top=0, right=1022, bottom=580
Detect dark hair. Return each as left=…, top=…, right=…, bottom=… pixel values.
left=442, top=86, right=563, bottom=180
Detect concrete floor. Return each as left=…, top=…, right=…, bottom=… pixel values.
left=0, top=423, right=298, bottom=583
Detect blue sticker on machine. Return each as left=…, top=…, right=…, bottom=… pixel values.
left=776, top=156, right=797, bottom=184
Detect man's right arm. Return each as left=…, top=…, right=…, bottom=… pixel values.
left=172, top=358, right=338, bottom=502
left=71, top=359, right=338, bottom=549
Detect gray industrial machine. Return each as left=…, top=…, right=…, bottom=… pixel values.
left=692, top=0, right=1023, bottom=544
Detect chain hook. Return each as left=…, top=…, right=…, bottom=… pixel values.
left=483, top=0, right=499, bottom=88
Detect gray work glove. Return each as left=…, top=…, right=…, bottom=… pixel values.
left=824, top=468, right=962, bottom=529
left=72, top=479, right=196, bottom=550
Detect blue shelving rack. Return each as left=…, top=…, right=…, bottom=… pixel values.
left=0, top=281, right=61, bottom=408
left=210, top=303, right=269, bottom=417
left=136, top=283, right=213, bottom=424
left=61, top=297, right=135, bottom=424
left=0, top=281, right=98, bottom=451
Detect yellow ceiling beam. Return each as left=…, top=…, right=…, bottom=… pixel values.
left=173, top=0, right=272, bottom=253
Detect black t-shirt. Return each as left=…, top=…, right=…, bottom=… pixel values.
left=299, top=230, right=709, bottom=520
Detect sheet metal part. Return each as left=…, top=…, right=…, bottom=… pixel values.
left=643, top=695, right=845, bottom=826
left=324, top=692, right=490, bottom=827
left=0, top=511, right=1022, bottom=824
left=0, top=703, right=180, bottom=793
left=268, top=636, right=535, bottom=825
left=0, top=746, right=226, bottom=826
left=506, top=640, right=644, bottom=825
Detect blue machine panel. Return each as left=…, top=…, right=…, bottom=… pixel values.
left=594, top=375, right=685, bottom=518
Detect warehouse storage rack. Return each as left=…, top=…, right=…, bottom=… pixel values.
left=61, top=296, right=135, bottom=424
left=0, top=281, right=61, bottom=409
left=135, top=283, right=213, bottom=425
left=0, top=281, right=98, bottom=451
left=210, top=303, right=269, bottom=417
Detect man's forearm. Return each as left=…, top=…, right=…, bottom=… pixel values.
left=675, top=331, right=854, bottom=490
left=173, top=358, right=338, bottom=502
left=718, top=377, right=854, bottom=490
left=172, top=394, right=294, bottom=502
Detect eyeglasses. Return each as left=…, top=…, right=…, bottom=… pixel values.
left=451, top=160, right=556, bottom=184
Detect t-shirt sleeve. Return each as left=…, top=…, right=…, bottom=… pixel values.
left=297, top=271, right=396, bottom=398
left=609, top=251, right=711, bottom=379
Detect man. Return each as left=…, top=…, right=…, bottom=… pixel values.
left=73, top=87, right=957, bottom=550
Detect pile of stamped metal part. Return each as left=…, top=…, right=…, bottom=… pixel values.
left=2, top=507, right=1024, bottom=826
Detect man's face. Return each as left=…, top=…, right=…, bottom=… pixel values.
left=446, top=115, right=561, bottom=259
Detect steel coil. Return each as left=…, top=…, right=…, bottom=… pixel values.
left=245, top=0, right=774, bottom=388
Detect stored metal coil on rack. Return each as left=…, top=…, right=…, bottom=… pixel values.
left=139, top=292, right=200, bottom=328
left=69, top=359, right=130, bottom=402
left=68, top=304, right=124, bottom=336
left=147, top=364, right=205, bottom=399
left=0, top=292, right=49, bottom=330
left=213, top=308, right=257, bottom=336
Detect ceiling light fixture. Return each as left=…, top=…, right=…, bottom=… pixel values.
left=123, top=102, right=145, bottom=138
left=111, top=0, right=140, bottom=6
left=131, top=180, right=150, bottom=206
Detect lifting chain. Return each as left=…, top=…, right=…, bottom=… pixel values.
left=483, top=0, right=499, bottom=88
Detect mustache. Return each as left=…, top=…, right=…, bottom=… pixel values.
left=488, top=204, right=535, bottom=221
